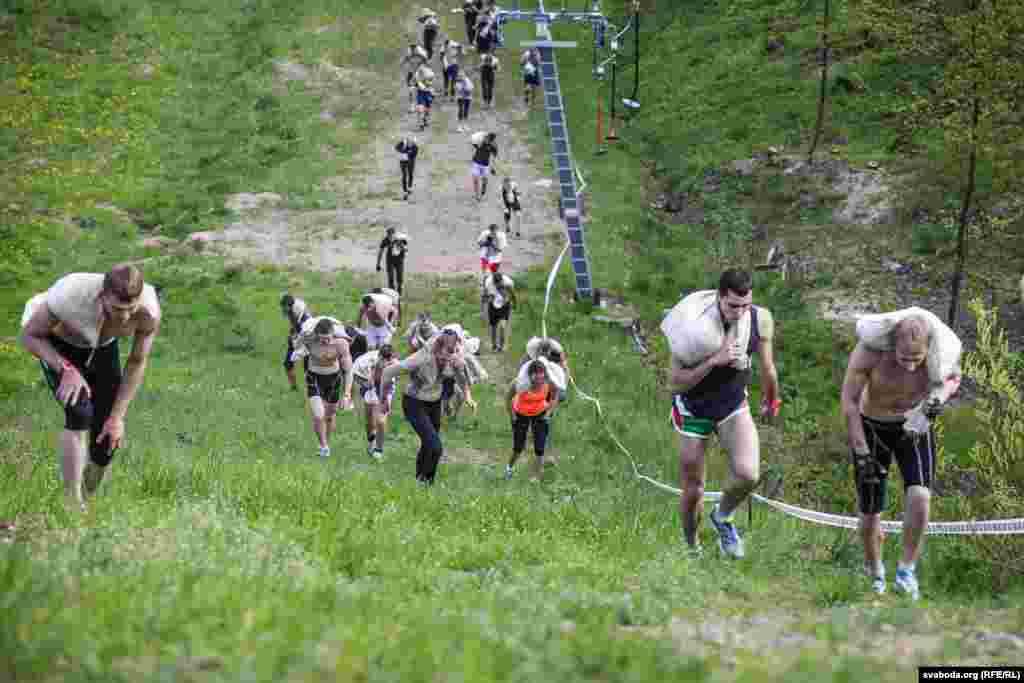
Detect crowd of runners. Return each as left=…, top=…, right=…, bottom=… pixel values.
left=14, top=1, right=970, bottom=604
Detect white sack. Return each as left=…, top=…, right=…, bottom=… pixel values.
left=20, top=292, right=46, bottom=329
left=515, top=358, right=566, bottom=392
left=855, top=307, right=962, bottom=384
left=660, top=290, right=751, bottom=369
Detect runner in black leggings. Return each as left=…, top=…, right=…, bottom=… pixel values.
left=395, top=136, right=419, bottom=200
left=376, top=226, right=408, bottom=294
left=478, top=53, right=499, bottom=108
left=381, top=329, right=470, bottom=484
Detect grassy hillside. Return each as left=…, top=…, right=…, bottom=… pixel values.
left=1, top=0, right=1022, bottom=681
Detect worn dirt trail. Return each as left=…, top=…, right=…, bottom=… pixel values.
left=209, top=5, right=565, bottom=280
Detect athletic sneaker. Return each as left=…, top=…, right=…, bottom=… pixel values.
left=870, top=575, right=887, bottom=595
left=319, top=446, right=330, bottom=458
left=894, top=568, right=920, bottom=601
left=504, top=464, right=514, bottom=480
left=709, top=504, right=745, bottom=559
left=372, top=447, right=384, bottom=461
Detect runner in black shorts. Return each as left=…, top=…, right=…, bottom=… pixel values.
left=291, top=316, right=354, bottom=458
left=20, top=264, right=161, bottom=509
left=842, top=312, right=962, bottom=600
left=482, top=265, right=515, bottom=353
left=39, top=336, right=123, bottom=466
left=501, top=177, right=522, bottom=236
left=469, top=131, right=498, bottom=201
left=352, top=344, right=399, bottom=459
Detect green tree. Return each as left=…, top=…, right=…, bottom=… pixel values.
left=861, top=0, right=1024, bottom=329
left=807, top=0, right=832, bottom=164
left=942, top=299, right=1024, bottom=589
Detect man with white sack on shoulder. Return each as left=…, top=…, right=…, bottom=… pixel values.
left=841, top=307, right=962, bottom=601
left=662, top=269, right=781, bottom=560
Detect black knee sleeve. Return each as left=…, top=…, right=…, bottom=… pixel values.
left=89, top=440, right=115, bottom=467
left=852, top=449, right=888, bottom=515
left=65, top=396, right=95, bottom=431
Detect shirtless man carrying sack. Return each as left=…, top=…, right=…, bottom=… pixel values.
left=841, top=308, right=962, bottom=600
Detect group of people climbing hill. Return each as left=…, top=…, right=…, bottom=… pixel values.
left=14, top=2, right=971, bottom=605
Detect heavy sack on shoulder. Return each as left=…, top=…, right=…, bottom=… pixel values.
left=855, top=307, right=962, bottom=384
left=515, top=357, right=566, bottom=392
left=464, top=351, right=488, bottom=384
left=526, top=336, right=564, bottom=360
left=20, top=292, right=46, bottom=328
left=660, top=290, right=751, bottom=369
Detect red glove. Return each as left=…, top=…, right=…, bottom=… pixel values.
left=760, top=386, right=782, bottom=418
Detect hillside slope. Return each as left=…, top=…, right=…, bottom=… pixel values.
left=1, top=1, right=1022, bottom=681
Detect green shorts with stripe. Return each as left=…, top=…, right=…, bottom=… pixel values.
left=670, top=394, right=748, bottom=440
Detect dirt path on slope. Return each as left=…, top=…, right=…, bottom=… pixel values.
left=208, top=5, right=565, bottom=278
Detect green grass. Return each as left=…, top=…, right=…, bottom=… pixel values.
left=2, top=0, right=1024, bottom=680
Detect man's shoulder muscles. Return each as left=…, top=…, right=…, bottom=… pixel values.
left=845, top=343, right=881, bottom=379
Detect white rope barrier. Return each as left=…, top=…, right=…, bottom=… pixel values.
left=541, top=241, right=570, bottom=340
left=540, top=241, right=1024, bottom=536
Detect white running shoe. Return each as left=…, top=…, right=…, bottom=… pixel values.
left=709, top=504, right=745, bottom=559
left=894, top=568, right=920, bottom=601
left=319, top=446, right=330, bottom=458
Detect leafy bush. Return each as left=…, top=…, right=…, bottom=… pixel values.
left=941, top=299, right=1024, bottom=590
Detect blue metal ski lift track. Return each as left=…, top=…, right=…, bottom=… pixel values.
left=495, top=0, right=602, bottom=301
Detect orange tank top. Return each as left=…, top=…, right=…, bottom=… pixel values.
left=513, top=383, right=551, bottom=416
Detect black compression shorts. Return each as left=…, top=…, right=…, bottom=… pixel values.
left=40, top=336, right=122, bottom=467
left=854, top=415, right=936, bottom=514
left=305, top=370, right=342, bottom=404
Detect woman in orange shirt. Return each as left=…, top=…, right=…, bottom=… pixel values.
left=504, top=360, right=560, bottom=481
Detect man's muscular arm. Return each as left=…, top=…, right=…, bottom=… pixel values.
left=338, top=339, right=354, bottom=407
left=757, top=336, right=781, bottom=416
left=21, top=302, right=92, bottom=406
left=841, top=343, right=877, bottom=453
left=110, top=315, right=160, bottom=421
left=100, top=311, right=160, bottom=449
